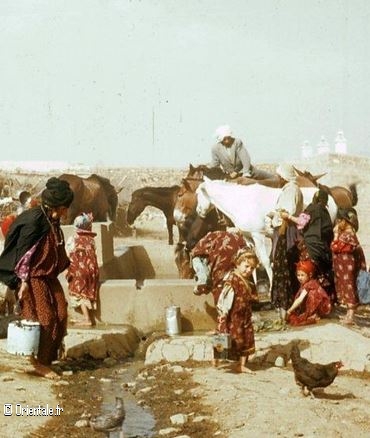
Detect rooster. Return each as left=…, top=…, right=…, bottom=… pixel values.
left=90, top=396, right=125, bottom=437
left=290, top=343, right=343, bottom=398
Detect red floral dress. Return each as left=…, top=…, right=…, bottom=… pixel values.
left=66, top=230, right=99, bottom=309
left=218, top=272, right=257, bottom=358
left=191, top=231, right=247, bottom=304
left=287, top=279, right=331, bottom=326
left=331, top=231, right=366, bottom=306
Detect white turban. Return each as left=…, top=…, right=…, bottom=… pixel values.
left=276, top=163, right=296, bottom=182
left=215, top=125, right=233, bottom=142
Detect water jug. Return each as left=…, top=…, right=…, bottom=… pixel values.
left=7, top=319, right=40, bottom=356
left=165, top=306, right=182, bottom=336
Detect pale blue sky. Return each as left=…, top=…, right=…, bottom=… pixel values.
left=1, top=0, right=369, bottom=167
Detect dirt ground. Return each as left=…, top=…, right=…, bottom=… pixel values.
left=1, top=212, right=370, bottom=438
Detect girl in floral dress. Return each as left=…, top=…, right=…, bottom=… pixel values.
left=216, top=249, right=259, bottom=373
left=66, top=213, right=99, bottom=326
left=286, top=260, right=331, bottom=326
left=331, top=208, right=366, bottom=325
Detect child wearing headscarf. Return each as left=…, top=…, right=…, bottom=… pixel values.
left=331, top=207, right=366, bottom=325
left=286, top=260, right=331, bottom=326
left=216, top=249, right=259, bottom=373
left=66, top=213, right=99, bottom=326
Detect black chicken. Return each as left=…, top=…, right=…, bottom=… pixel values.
left=90, top=396, right=125, bottom=437
left=290, top=343, right=343, bottom=398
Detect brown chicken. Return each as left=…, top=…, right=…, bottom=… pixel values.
left=290, top=343, right=343, bottom=397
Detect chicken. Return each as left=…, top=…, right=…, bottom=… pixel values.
left=90, top=396, right=125, bottom=437
left=290, top=343, right=343, bottom=398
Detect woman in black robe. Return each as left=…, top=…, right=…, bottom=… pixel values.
left=0, top=177, right=73, bottom=378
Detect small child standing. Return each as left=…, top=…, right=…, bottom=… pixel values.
left=66, top=213, right=99, bottom=326
left=286, top=260, right=331, bottom=326
left=216, top=249, right=259, bottom=373
left=331, top=208, right=366, bottom=325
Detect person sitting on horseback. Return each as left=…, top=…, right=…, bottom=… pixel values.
left=209, top=125, right=273, bottom=180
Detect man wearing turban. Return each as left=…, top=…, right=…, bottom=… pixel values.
left=210, top=125, right=273, bottom=179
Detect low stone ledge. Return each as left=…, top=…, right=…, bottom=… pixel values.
left=64, top=324, right=140, bottom=360
left=145, top=323, right=370, bottom=372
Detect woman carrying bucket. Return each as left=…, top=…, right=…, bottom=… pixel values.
left=0, top=177, right=74, bottom=379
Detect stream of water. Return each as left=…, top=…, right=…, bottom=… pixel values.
left=98, top=359, right=155, bottom=438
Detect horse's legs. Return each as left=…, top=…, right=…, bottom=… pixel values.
left=166, top=219, right=174, bottom=245
left=251, top=232, right=272, bottom=286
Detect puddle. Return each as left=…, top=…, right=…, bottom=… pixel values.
left=99, top=360, right=155, bottom=438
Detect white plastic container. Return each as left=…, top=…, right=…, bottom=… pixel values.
left=165, top=306, right=182, bottom=336
left=7, top=319, right=40, bottom=356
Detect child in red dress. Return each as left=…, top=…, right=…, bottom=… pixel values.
left=287, top=260, right=331, bottom=326
left=66, top=213, right=99, bottom=326
left=331, top=208, right=366, bottom=325
left=216, top=249, right=259, bottom=373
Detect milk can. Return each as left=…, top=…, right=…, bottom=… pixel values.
left=165, top=306, right=182, bottom=336
left=7, top=319, right=40, bottom=356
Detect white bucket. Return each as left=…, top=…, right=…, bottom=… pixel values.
left=165, top=306, right=182, bottom=336
left=7, top=319, right=40, bottom=356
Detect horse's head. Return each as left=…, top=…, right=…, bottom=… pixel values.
left=126, top=190, right=146, bottom=224
left=195, top=183, right=212, bottom=218
left=293, top=167, right=327, bottom=188
left=173, top=181, right=198, bottom=227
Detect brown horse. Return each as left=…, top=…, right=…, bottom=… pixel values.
left=59, top=173, right=119, bottom=224
left=126, top=185, right=180, bottom=245
left=293, top=167, right=357, bottom=208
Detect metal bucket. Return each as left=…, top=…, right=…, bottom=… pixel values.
left=7, top=319, right=40, bottom=356
left=165, top=306, right=182, bottom=336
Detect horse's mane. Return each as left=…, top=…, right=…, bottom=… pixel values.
left=134, top=185, right=180, bottom=195
left=89, top=174, right=118, bottom=220
left=188, top=164, right=228, bottom=180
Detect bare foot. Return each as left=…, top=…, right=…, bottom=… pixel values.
left=25, top=360, right=60, bottom=380
left=212, top=358, right=219, bottom=368
left=235, top=365, right=255, bottom=374
left=340, top=317, right=356, bottom=326
left=72, top=320, right=93, bottom=327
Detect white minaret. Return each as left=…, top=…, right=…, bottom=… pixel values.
left=316, top=136, right=330, bottom=155
left=301, top=140, right=313, bottom=159
left=334, top=131, right=347, bottom=154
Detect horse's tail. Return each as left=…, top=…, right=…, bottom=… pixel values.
left=348, top=183, right=358, bottom=207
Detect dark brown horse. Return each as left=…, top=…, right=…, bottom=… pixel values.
left=59, top=173, right=119, bottom=224
left=126, top=185, right=180, bottom=245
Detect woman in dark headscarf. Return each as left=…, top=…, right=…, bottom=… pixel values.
left=282, top=189, right=335, bottom=299
left=0, top=177, right=74, bottom=378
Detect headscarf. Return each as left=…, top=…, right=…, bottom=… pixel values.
left=73, top=212, right=93, bottom=230
left=215, top=125, right=233, bottom=143
left=312, top=189, right=328, bottom=205
left=276, top=163, right=296, bottom=182
left=296, top=259, right=316, bottom=276
left=337, top=207, right=359, bottom=232
left=19, top=190, right=32, bottom=206
left=41, top=177, right=74, bottom=208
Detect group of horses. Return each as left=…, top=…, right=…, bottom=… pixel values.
left=1, top=167, right=356, bottom=284
left=125, top=164, right=358, bottom=281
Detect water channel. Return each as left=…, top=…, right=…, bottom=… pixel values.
left=97, top=358, right=155, bottom=438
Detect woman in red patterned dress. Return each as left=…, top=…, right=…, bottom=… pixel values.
left=191, top=229, right=248, bottom=304
left=286, top=260, right=331, bottom=326
left=0, top=177, right=74, bottom=379
left=216, top=249, right=259, bottom=373
left=66, top=213, right=99, bottom=326
left=331, top=208, right=366, bottom=325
